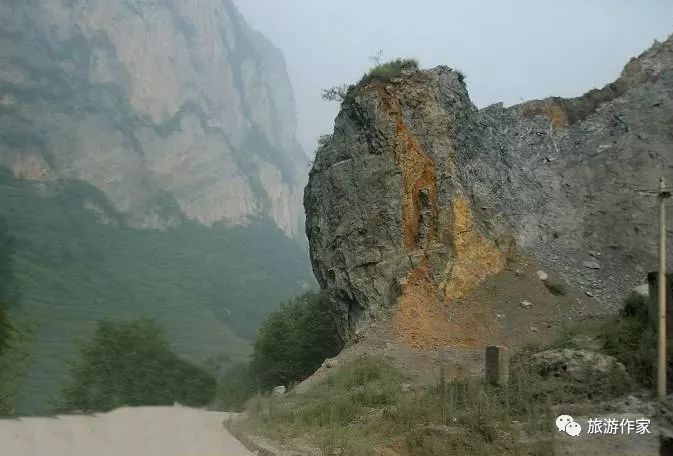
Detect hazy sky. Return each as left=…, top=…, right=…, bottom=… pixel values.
left=235, top=1, right=673, bottom=154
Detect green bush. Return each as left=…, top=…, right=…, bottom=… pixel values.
left=320, top=58, right=419, bottom=108
left=0, top=216, right=16, bottom=303
left=0, top=304, right=11, bottom=358
left=58, top=319, right=216, bottom=412
left=0, top=216, right=17, bottom=415
left=600, top=293, right=657, bottom=387
left=215, top=291, right=342, bottom=409
left=622, top=292, right=650, bottom=321
left=0, top=304, right=16, bottom=417
left=250, top=290, right=342, bottom=391
left=0, top=215, right=14, bottom=355
left=320, top=85, right=354, bottom=103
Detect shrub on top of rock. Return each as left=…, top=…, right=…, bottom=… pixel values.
left=359, top=58, right=419, bottom=85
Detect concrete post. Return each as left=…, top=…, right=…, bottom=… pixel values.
left=485, top=345, right=509, bottom=386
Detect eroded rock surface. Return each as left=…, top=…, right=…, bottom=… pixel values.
left=305, top=37, right=673, bottom=342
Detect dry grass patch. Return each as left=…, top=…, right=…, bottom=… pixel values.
left=241, top=354, right=562, bottom=455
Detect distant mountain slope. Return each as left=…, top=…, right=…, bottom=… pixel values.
left=0, top=0, right=306, bottom=235
left=0, top=172, right=312, bottom=414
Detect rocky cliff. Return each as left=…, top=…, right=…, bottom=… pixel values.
left=305, top=37, right=673, bottom=342
left=0, top=0, right=306, bottom=235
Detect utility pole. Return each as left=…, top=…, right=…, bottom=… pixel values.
left=658, top=176, right=671, bottom=401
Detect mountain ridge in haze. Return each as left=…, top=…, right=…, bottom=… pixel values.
left=0, top=0, right=306, bottom=236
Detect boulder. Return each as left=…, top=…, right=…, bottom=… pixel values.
left=569, top=335, right=603, bottom=352
left=322, top=358, right=339, bottom=369
left=272, top=386, right=286, bottom=396
left=531, top=349, right=628, bottom=383
left=305, top=36, right=673, bottom=343
left=520, top=300, right=533, bottom=309
left=630, top=284, right=649, bottom=300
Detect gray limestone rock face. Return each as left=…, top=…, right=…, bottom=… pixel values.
left=305, top=37, right=673, bottom=342
left=305, top=66, right=511, bottom=341
left=0, top=0, right=306, bottom=236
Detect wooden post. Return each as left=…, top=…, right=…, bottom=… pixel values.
left=485, top=345, right=509, bottom=386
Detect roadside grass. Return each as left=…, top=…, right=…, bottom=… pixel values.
left=243, top=354, right=560, bottom=455
left=241, top=294, right=654, bottom=455
left=242, top=350, right=635, bottom=454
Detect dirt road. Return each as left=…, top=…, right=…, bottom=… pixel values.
left=0, top=404, right=253, bottom=456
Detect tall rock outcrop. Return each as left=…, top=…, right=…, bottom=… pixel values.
left=0, top=0, right=306, bottom=235
left=305, top=37, right=673, bottom=343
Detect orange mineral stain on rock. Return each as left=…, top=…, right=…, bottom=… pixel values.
left=375, top=82, right=506, bottom=350
left=371, top=82, right=439, bottom=254
left=393, top=197, right=506, bottom=350
left=394, top=119, right=438, bottom=251
left=393, top=264, right=478, bottom=350
left=522, top=100, right=569, bottom=130
left=440, top=196, right=506, bottom=299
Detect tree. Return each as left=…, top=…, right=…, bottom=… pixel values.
left=0, top=216, right=17, bottom=415
left=0, top=216, right=16, bottom=357
left=0, top=216, right=16, bottom=304
left=0, top=305, right=11, bottom=358
left=250, top=291, right=342, bottom=390
left=321, top=84, right=352, bottom=103
left=59, top=319, right=216, bottom=412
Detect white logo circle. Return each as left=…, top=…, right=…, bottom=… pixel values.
left=556, top=415, right=574, bottom=432
left=565, top=421, right=582, bottom=436
left=555, top=415, right=582, bottom=437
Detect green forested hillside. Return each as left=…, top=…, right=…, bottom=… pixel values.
left=0, top=171, right=313, bottom=415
